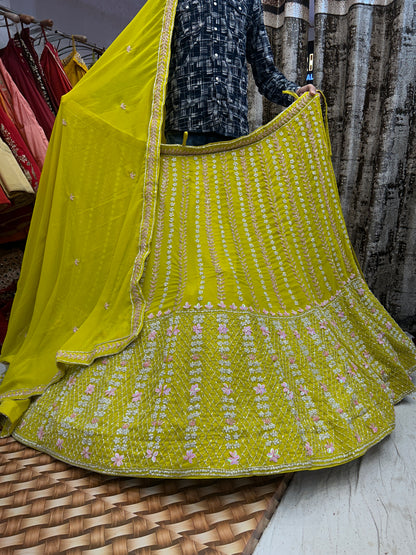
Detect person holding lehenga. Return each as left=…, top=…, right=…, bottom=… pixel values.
left=0, top=0, right=414, bottom=478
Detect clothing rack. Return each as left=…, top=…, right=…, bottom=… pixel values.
left=0, top=4, right=105, bottom=57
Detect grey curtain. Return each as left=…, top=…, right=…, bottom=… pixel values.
left=313, top=0, right=416, bottom=334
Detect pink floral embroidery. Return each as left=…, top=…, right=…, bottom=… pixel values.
left=205, top=302, right=213, bottom=309
left=239, top=304, right=248, bottom=311
left=306, top=327, right=316, bottom=336
left=86, top=384, right=95, bottom=394
left=289, top=357, right=296, bottom=365
left=370, top=424, right=378, bottom=433
left=190, top=384, right=200, bottom=396
left=312, top=415, right=320, bottom=422
left=282, top=382, right=293, bottom=399
left=151, top=419, right=163, bottom=428
left=105, top=387, right=116, bottom=397
left=218, top=324, right=228, bottom=334
left=222, top=384, right=233, bottom=395
left=337, top=311, right=345, bottom=319
left=218, top=301, right=227, bottom=308
left=271, top=355, right=278, bottom=362
left=305, top=442, right=313, bottom=456
left=70, top=412, right=77, bottom=420
left=156, top=384, right=171, bottom=396
left=321, top=383, right=328, bottom=392
left=189, top=419, right=196, bottom=427
left=56, top=438, right=64, bottom=450
left=191, top=354, right=200, bottom=361
left=278, top=330, right=286, bottom=339
left=82, top=447, right=91, bottom=459
left=67, top=376, right=76, bottom=388
left=336, top=375, right=346, bottom=384
left=147, top=313, right=154, bottom=319
left=260, top=326, right=269, bottom=337
left=146, top=449, right=158, bottom=462
left=337, top=408, right=344, bottom=414
left=293, top=330, right=300, bottom=339
left=193, top=323, right=203, bottom=334
left=323, top=350, right=329, bottom=357
left=167, top=325, right=179, bottom=336
left=377, top=333, right=385, bottom=345
left=299, top=385, right=308, bottom=396
left=143, top=360, right=151, bottom=368
left=248, top=354, right=256, bottom=361
left=267, top=448, right=280, bottom=462
left=226, top=417, right=236, bottom=426
left=164, top=355, right=173, bottom=363
left=132, top=391, right=142, bottom=402
left=325, top=442, right=335, bottom=454
left=102, top=359, right=109, bottom=365
left=120, top=360, right=128, bottom=367
left=254, top=384, right=266, bottom=395
left=111, top=453, right=124, bottom=467
left=319, top=321, right=328, bottom=329
left=385, top=321, right=392, bottom=330
left=148, top=330, right=157, bottom=340
left=184, top=450, right=196, bottom=463
left=243, top=326, right=252, bottom=335
left=355, top=433, right=362, bottom=443
left=230, top=303, right=237, bottom=310
left=183, top=302, right=191, bottom=309
left=228, top=451, right=240, bottom=464
left=357, top=288, right=365, bottom=296
left=91, top=418, right=98, bottom=424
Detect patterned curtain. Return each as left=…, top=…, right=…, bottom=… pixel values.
left=248, top=1, right=309, bottom=130
left=313, top=0, right=416, bottom=334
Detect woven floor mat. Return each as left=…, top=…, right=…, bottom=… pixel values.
left=0, top=437, right=293, bottom=554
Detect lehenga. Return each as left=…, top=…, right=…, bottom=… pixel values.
left=0, top=0, right=415, bottom=478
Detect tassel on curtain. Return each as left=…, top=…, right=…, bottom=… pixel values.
left=313, top=0, right=416, bottom=334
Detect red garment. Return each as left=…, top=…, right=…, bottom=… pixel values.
left=0, top=37, right=55, bottom=138
left=0, top=186, right=11, bottom=207
left=20, top=28, right=58, bottom=114
left=40, top=40, right=72, bottom=107
left=0, top=103, right=41, bottom=192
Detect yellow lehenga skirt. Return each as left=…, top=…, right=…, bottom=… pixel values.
left=9, top=92, right=416, bottom=477
left=0, top=0, right=415, bottom=477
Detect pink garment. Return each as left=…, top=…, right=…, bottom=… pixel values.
left=0, top=60, right=48, bottom=169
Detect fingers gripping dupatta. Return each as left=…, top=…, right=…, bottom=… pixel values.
left=0, top=0, right=179, bottom=433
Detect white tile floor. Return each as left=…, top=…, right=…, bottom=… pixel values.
left=1, top=362, right=415, bottom=554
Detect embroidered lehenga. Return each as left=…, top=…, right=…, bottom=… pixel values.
left=0, top=0, right=415, bottom=478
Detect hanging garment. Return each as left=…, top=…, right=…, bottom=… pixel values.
left=0, top=0, right=414, bottom=478
left=0, top=103, right=41, bottom=192
left=18, top=28, right=57, bottom=114
left=0, top=137, right=35, bottom=207
left=62, top=38, right=88, bottom=87
left=40, top=37, right=72, bottom=107
left=0, top=36, right=55, bottom=138
left=0, top=60, right=48, bottom=169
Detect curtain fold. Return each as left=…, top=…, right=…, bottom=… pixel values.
left=313, top=0, right=416, bottom=334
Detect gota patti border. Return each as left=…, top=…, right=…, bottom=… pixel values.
left=56, top=0, right=179, bottom=367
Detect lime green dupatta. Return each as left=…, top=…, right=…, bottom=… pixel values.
left=0, top=0, right=178, bottom=433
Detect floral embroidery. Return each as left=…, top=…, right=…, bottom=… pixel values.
left=85, top=384, right=95, bottom=394
left=267, top=448, right=280, bottom=462
left=82, top=447, right=91, bottom=459
left=325, top=442, right=335, bottom=454
left=193, top=323, right=202, bottom=334
left=167, top=325, right=179, bottom=336
left=260, top=326, right=269, bottom=336
left=254, top=384, right=266, bottom=395
left=146, top=449, right=158, bottom=462
left=184, top=449, right=196, bottom=463
left=105, top=387, right=116, bottom=397
left=132, top=391, right=142, bottom=402
left=156, top=384, right=171, bottom=396
left=243, top=325, right=252, bottom=335
left=222, top=384, right=233, bottom=396
left=305, top=442, right=313, bottom=456
left=218, top=324, right=228, bottom=334
left=37, top=426, right=45, bottom=440
left=111, top=453, right=124, bottom=466
left=56, top=438, right=64, bottom=450
left=228, top=451, right=240, bottom=464
left=190, top=384, right=200, bottom=396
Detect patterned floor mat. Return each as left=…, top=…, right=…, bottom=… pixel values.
left=0, top=436, right=292, bottom=554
